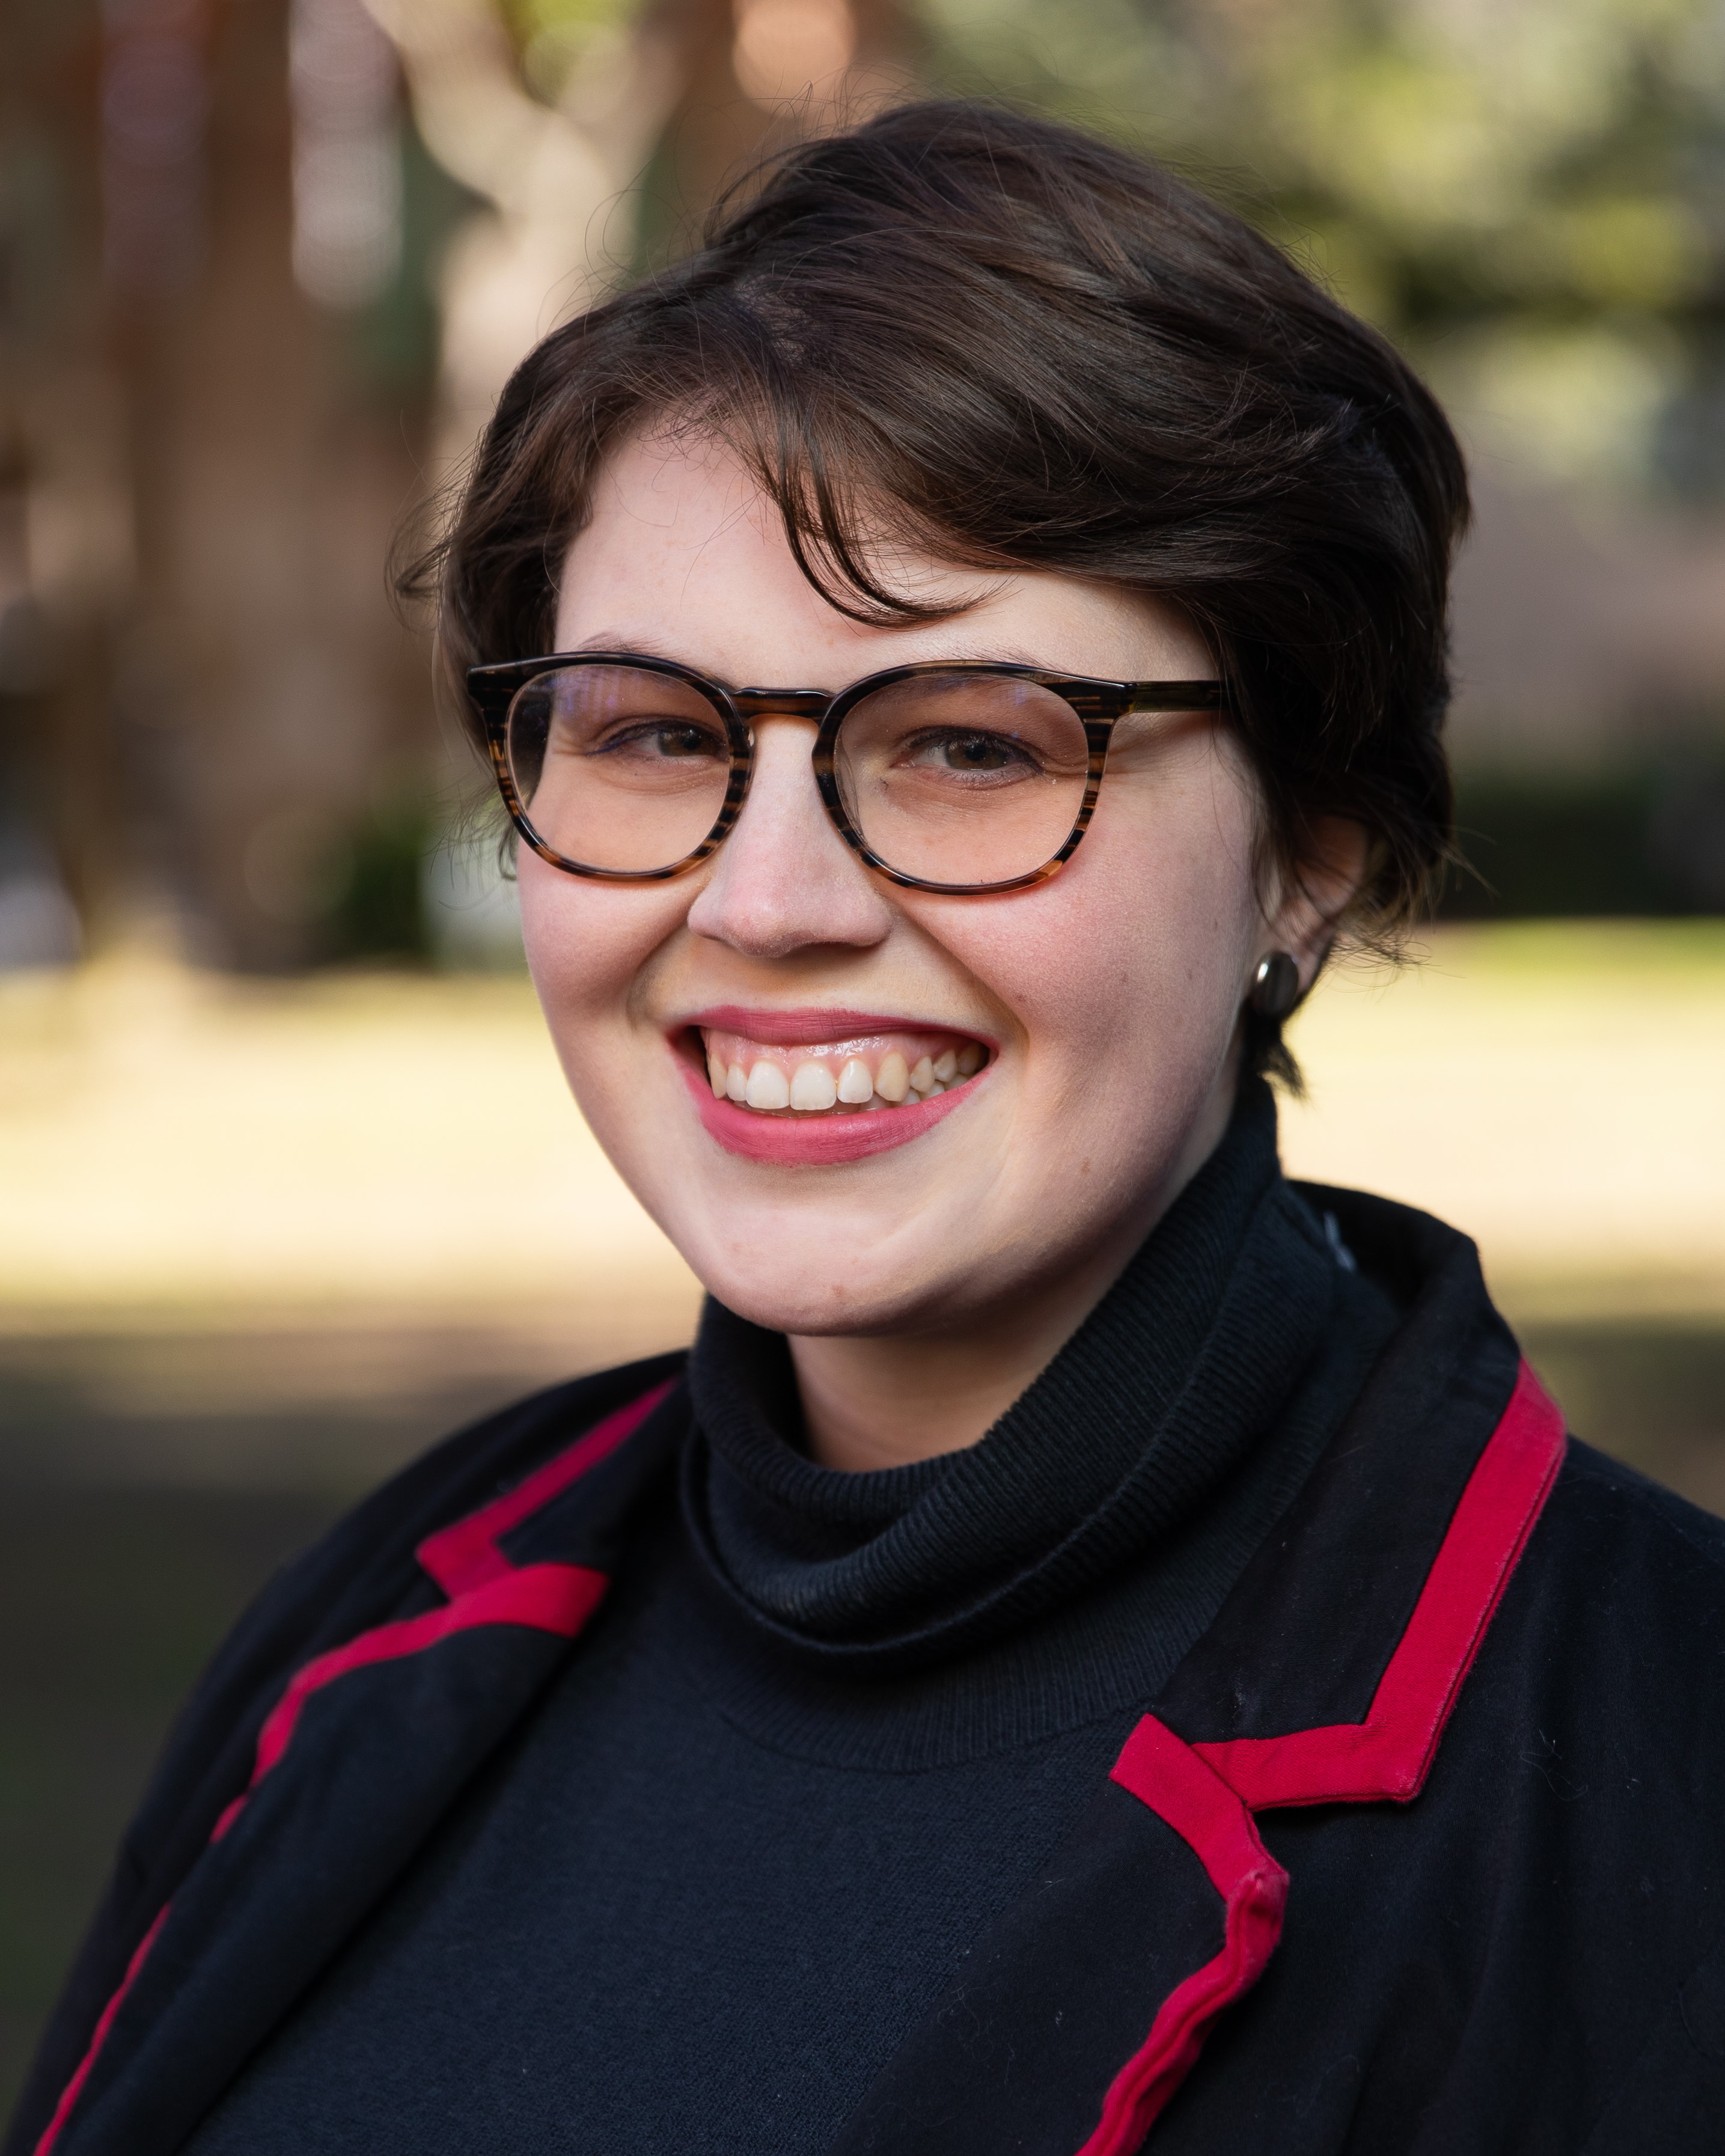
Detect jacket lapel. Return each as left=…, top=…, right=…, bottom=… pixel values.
left=828, top=1716, right=1286, bottom=2156
left=1180, top=1360, right=1563, bottom=1809
left=39, top=1382, right=685, bottom=2156
left=829, top=1281, right=1565, bottom=2156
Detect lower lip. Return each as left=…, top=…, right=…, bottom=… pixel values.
left=676, top=1058, right=977, bottom=1164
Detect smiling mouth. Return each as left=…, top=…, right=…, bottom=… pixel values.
left=689, top=1024, right=990, bottom=1116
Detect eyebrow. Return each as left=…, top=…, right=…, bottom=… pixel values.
left=560, top=634, right=1121, bottom=682
left=568, top=632, right=686, bottom=661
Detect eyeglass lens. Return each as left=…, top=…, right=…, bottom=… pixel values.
left=505, top=665, right=733, bottom=876
left=504, top=662, right=1093, bottom=887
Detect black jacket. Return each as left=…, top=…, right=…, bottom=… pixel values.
left=8, top=1179, right=1725, bottom=2156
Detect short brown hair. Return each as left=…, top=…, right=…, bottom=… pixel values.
left=420, top=99, right=1468, bottom=1037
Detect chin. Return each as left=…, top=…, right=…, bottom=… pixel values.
left=670, top=1222, right=950, bottom=1337
left=710, top=1283, right=921, bottom=1338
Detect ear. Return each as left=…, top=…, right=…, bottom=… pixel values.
left=1260, top=817, right=1372, bottom=992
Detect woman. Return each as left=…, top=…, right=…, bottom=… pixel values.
left=11, top=102, right=1724, bottom=2156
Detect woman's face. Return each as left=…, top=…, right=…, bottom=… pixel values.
left=524, top=429, right=1322, bottom=1343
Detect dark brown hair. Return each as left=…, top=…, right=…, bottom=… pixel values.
left=418, top=99, right=1468, bottom=1058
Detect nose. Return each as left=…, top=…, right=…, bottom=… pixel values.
left=684, top=717, right=896, bottom=959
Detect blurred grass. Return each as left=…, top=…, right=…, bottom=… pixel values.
left=1, top=921, right=1722, bottom=2122
left=1280, top=920, right=1725, bottom=1320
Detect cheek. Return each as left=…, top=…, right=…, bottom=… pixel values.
left=517, top=854, right=680, bottom=1052
left=944, top=785, right=1261, bottom=1107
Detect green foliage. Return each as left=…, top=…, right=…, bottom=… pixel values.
left=1446, top=747, right=1725, bottom=915
left=503, top=0, right=639, bottom=96
left=342, top=115, right=487, bottom=398
left=325, top=796, right=436, bottom=963
left=919, top=0, right=1725, bottom=495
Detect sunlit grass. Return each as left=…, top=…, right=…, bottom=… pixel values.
left=1280, top=920, right=1725, bottom=1321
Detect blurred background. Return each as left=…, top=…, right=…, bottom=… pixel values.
left=2, top=0, right=1724, bottom=2115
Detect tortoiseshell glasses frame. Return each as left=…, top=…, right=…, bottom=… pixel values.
left=465, top=652, right=1229, bottom=897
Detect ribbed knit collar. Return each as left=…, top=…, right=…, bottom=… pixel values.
left=681, top=1079, right=1339, bottom=1676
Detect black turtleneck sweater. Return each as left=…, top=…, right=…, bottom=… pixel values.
left=188, top=1085, right=1398, bottom=2156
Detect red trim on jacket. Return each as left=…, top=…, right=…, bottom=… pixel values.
left=1191, top=1360, right=1565, bottom=1810
left=207, top=1565, right=607, bottom=1846
left=1082, top=1717, right=1288, bottom=2154
left=416, top=1380, right=676, bottom=1596
left=1095, top=1358, right=1565, bottom=2147
left=31, top=1911, right=169, bottom=2156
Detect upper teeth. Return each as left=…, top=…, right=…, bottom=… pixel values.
left=700, top=1031, right=986, bottom=1114
left=746, top=1063, right=792, bottom=1110
left=789, top=1063, right=836, bottom=1111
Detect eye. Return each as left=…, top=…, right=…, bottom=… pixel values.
left=640, top=724, right=722, bottom=760
left=902, top=730, right=1040, bottom=779
left=590, top=720, right=728, bottom=762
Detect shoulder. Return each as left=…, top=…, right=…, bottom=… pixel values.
left=1294, top=1173, right=1725, bottom=1696
left=1436, top=1430, right=1725, bottom=1887
left=1548, top=1432, right=1725, bottom=1566
left=214, top=1348, right=687, bottom=1672
left=1415, top=1440, right=1725, bottom=2133
left=1506, top=1432, right=1725, bottom=1684
left=305, top=1348, right=692, bottom=1578
left=130, top=1349, right=690, bottom=1867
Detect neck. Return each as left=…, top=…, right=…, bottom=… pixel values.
left=789, top=1081, right=1235, bottom=1473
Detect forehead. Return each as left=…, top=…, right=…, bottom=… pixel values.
left=554, top=427, right=1213, bottom=691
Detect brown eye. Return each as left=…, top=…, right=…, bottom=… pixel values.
left=592, top=722, right=727, bottom=763
left=900, top=731, right=1041, bottom=780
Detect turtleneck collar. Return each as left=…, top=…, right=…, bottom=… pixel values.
left=682, top=1078, right=1339, bottom=1676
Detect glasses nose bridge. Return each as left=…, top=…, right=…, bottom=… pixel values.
left=731, top=687, right=833, bottom=724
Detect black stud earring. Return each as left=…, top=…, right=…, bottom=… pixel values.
left=1248, top=951, right=1301, bottom=1018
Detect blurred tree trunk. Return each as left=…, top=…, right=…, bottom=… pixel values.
left=634, top=0, right=920, bottom=257
left=0, top=2, right=122, bottom=958
left=115, top=0, right=438, bottom=967
left=379, top=0, right=921, bottom=489
left=4, top=0, right=445, bottom=969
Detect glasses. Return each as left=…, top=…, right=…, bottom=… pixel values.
left=465, top=653, right=1227, bottom=896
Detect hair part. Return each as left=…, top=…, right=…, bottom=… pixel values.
left=409, top=99, right=1470, bottom=1075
